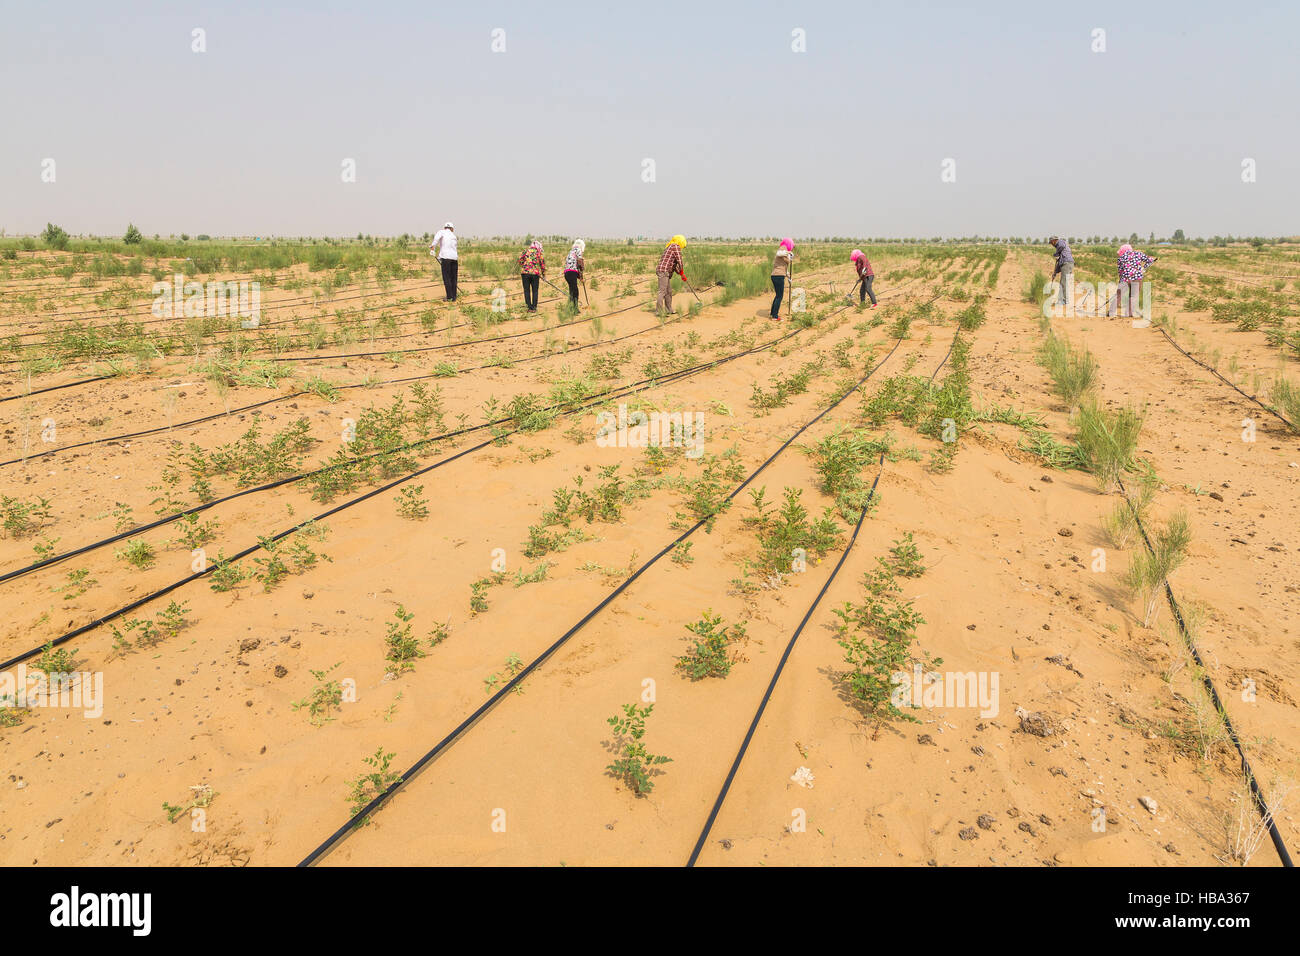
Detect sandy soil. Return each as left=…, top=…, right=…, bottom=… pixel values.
left=1, top=248, right=1295, bottom=867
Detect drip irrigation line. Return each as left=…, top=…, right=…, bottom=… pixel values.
left=0, top=261, right=850, bottom=416
left=1, top=267, right=645, bottom=354
left=0, top=302, right=733, bottom=585
left=1117, top=477, right=1293, bottom=868
left=0, top=375, right=112, bottom=403
left=0, top=290, right=570, bottom=400
left=0, top=269, right=494, bottom=328
left=0, top=311, right=843, bottom=668
left=2, top=272, right=929, bottom=570
left=687, top=457, right=884, bottom=866
left=1153, top=324, right=1295, bottom=432
left=0, top=264, right=629, bottom=325
left=0, top=281, right=573, bottom=369
left=0, top=290, right=677, bottom=469
left=0, top=278, right=661, bottom=403
left=267, top=291, right=658, bottom=363
left=266, top=268, right=848, bottom=364
left=686, top=326, right=959, bottom=866
left=1169, top=265, right=1300, bottom=286
left=1041, top=305, right=1289, bottom=866
left=297, top=323, right=905, bottom=867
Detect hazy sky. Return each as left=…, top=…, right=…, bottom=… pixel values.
left=2, top=0, right=1296, bottom=239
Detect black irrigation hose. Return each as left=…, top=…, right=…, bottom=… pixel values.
left=1040, top=306, right=1289, bottom=867
left=0, top=270, right=632, bottom=358
left=298, top=323, right=904, bottom=867
left=0, top=266, right=636, bottom=336
left=0, top=270, right=651, bottom=362
left=686, top=324, right=956, bottom=866
left=0, top=267, right=851, bottom=400
left=0, top=269, right=477, bottom=328
left=7, top=272, right=867, bottom=577
left=268, top=268, right=850, bottom=364
left=1170, top=265, right=1300, bottom=286
left=0, top=314, right=835, bottom=669
left=0, top=265, right=858, bottom=455
left=1153, top=324, right=1296, bottom=432
left=0, top=374, right=112, bottom=403
left=0, top=282, right=570, bottom=373
left=2, top=276, right=934, bottom=576
left=0, top=291, right=571, bottom=403
left=0, top=300, right=725, bottom=583
left=0, top=275, right=667, bottom=403
left=1117, top=477, right=1294, bottom=868
left=0, top=273, right=660, bottom=416
left=267, top=290, right=659, bottom=363
left=0, top=283, right=681, bottom=468
left=687, top=457, right=885, bottom=867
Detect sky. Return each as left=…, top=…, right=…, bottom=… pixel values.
left=1, top=0, right=1297, bottom=240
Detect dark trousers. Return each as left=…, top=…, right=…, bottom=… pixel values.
left=860, top=275, right=876, bottom=305
left=439, top=258, right=458, bottom=301
left=565, top=271, right=580, bottom=306
left=521, top=273, right=540, bottom=310
left=770, top=275, right=785, bottom=318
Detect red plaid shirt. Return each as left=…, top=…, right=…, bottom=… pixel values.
left=657, top=244, right=683, bottom=276
left=856, top=257, right=874, bottom=279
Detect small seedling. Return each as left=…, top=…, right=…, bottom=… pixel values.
left=115, top=539, right=156, bottom=570
left=347, top=748, right=401, bottom=824
left=395, top=485, right=429, bottom=520
left=675, top=610, right=745, bottom=681
left=605, top=703, right=671, bottom=796
left=292, top=662, right=345, bottom=726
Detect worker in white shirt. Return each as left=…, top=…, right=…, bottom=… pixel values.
left=431, top=222, right=459, bottom=301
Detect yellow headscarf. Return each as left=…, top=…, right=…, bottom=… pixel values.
left=668, top=235, right=686, bottom=248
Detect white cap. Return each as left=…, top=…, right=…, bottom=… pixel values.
left=443, top=222, right=454, bottom=230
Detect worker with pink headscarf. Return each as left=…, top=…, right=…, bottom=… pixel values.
left=1111, top=242, right=1156, bottom=317
left=770, top=238, right=794, bottom=320
left=851, top=250, right=877, bottom=307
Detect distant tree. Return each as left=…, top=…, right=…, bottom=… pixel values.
left=123, top=223, right=143, bottom=244
left=1172, top=228, right=1185, bottom=242
left=41, top=223, right=70, bottom=250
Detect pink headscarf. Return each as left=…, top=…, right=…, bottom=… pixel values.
left=850, top=249, right=863, bottom=262
left=779, top=238, right=794, bottom=252
left=1118, top=243, right=1133, bottom=255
